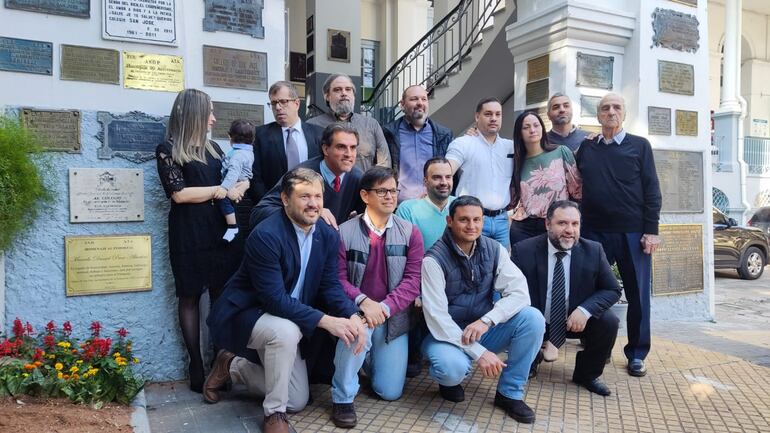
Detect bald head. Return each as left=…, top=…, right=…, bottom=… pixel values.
left=597, top=93, right=626, bottom=137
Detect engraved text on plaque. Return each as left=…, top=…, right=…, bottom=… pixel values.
left=675, top=110, right=698, bottom=136
left=65, top=235, right=152, bottom=296
left=652, top=224, right=704, bottom=296
left=5, top=0, right=89, bottom=18
left=123, top=51, right=184, bottom=92
left=103, top=0, right=177, bottom=46
left=576, top=52, right=613, bottom=90
left=658, top=60, right=694, bottom=95
left=648, top=106, right=671, bottom=136
left=212, top=102, right=265, bottom=140
left=203, top=45, right=267, bottom=91
left=69, top=168, right=144, bottom=223
left=61, top=45, right=120, bottom=84
left=654, top=149, right=703, bottom=213
left=0, top=37, right=52, bottom=75
left=22, top=108, right=81, bottom=152
left=203, top=0, right=265, bottom=39
left=651, top=8, right=700, bottom=53
left=98, top=111, right=169, bottom=163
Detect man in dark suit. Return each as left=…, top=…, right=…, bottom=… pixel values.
left=249, top=81, right=324, bottom=203
left=512, top=200, right=621, bottom=396
left=204, top=167, right=368, bottom=433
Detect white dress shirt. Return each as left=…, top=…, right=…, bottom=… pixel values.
left=281, top=118, right=309, bottom=164
left=545, top=240, right=590, bottom=323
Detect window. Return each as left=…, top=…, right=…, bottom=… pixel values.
left=361, top=40, right=379, bottom=100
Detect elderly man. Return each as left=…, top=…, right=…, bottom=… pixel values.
left=546, top=93, right=589, bottom=152
left=308, top=73, right=391, bottom=172
left=382, top=85, right=454, bottom=202
left=575, top=93, right=661, bottom=378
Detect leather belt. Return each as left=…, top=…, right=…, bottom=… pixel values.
left=482, top=207, right=508, bottom=217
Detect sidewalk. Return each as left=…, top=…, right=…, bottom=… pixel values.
left=145, top=269, right=770, bottom=433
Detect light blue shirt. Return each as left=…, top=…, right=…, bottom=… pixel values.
left=319, top=160, right=346, bottom=187
left=395, top=195, right=455, bottom=251
left=282, top=118, right=309, bottom=165
left=290, top=222, right=316, bottom=299
left=397, top=120, right=434, bottom=202
left=601, top=129, right=626, bottom=146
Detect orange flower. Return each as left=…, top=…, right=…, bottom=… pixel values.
left=24, top=363, right=36, bottom=370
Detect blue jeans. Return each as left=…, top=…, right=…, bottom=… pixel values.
left=483, top=213, right=510, bottom=248
left=421, top=306, right=544, bottom=400
left=332, top=325, right=408, bottom=403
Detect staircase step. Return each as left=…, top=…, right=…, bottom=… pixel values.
left=461, top=55, right=472, bottom=63
left=492, top=6, right=506, bottom=16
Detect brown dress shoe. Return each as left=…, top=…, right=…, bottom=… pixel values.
left=264, top=412, right=290, bottom=433
left=203, top=349, right=235, bottom=404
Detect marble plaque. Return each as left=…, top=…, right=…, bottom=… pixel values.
left=123, top=51, right=184, bottom=92
left=580, top=95, right=601, bottom=118
left=651, top=8, right=700, bottom=53
left=211, top=102, right=264, bottom=140
left=102, top=0, right=177, bottom=46
left=97, top=111, right=168, bottom=163
left=675, top=110, right=698, bottom=136
left=654, top=149, right=704, bottom=213
left=60, top=45, right=119, bottom=84
left=652, top=224, right=704, bottom=296
left=576, top=52, right=613, bottom=90
left=21, top=108, right=81, bottom=152
left=671, top=0, right=696, bottom=6
left=527, top=55, right=549, bottom=82
left=5, top=0, right=90, bottom=18
left=0, top=37, right=52, bottom=75
left=526, top=79, right=548, bottom=105
left=65, top=234, right=152, bottom=296
left=203, top=0, right=265, bottom=39
left=648, top=106, right=671, bottom=136
left=658, top=60, right=694, bottom=96
left=69, top=168, right=144, bottom=222
left=203, top=45, right=267, bottom=91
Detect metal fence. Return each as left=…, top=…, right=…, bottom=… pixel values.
left=745, top=136, right=770, bottom=175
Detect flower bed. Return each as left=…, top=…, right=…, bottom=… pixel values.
left=0, top=318, right=144, bottom=408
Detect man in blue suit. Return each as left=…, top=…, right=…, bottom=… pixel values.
left=205, top=167, right=367, bottom=433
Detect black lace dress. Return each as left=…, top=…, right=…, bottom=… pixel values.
left=155, top=141, right=238, bottom=297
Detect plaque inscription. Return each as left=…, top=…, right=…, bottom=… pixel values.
left=61, top=45, right=120, bottom=84
left=98, top=111, right=169, bottom=163
left=675, top=110, right=698, bottom=136
left=69, top=168, right=144, bottom=223
left=65, top=234, right=152, bottom=296
left=526, top=79, right=548, bottom=106
left=654, top=149, right=704, bottom=213
left=580, top=95, right=601, bottom=118
left=203, top=45, right=267, bottom=91
left=648, top=106, right=671, bottom=136
left=0, top=37, right=53, bottom=75
left=652, top=224, right=704, bottom=296
left=658, top=60, right=694, bottom=95
left=203, top=0, right=265, bottom=39
left=22, top=108, right=81, bottom=152
left=576, top=52, right=613, bottom=90
left=652, top=8, right=700, bottom=53
left=5, top=0, right=90, bottom=18
left=102, top=0, right=177, bottom=46
left=123, top=51, right=184, bottom=92
left=212, top=102, right=265, bottom=140
left=527, top=55, right=549, bottom=81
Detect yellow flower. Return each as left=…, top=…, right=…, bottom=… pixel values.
left=112, top=352, right=121, bottom=358
left=76, top=360, right=83, bottom=364
left=57, top=372, right=64, bottom=379
left=57, top=341, right=71, bottom=349
left=69, top=366, right=79, bottom=373
left=132, top=357, right=140, bottom=364
left=22, top=373, right=29, bottom=378
left=47, top=354, right=55, bottom=359
left=54, top=363, right=63, bottom=371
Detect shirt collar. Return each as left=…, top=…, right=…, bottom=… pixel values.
left=547, top=237, right=573, bottom=258
left=319, top=159, right=346, bottom=185
left=281, top=118, right=302, bottom=133
left=232, top=142, right=253, bottom=151
left=292, top=221, right=316, bottom=240
left=601, top=129, right=625, bottom=146
left=453, top=239, right=477, bottom=258
left=363, top=210, right=393, bottom=236
left=423, top=195, right=452, bottom=213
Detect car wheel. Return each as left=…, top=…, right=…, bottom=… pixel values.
left=737, top=246, right=766, bottom=280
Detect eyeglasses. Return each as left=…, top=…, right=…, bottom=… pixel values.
left=366, top=188, right=399, bottom=198
left=268, top=98, right=296, bottom=108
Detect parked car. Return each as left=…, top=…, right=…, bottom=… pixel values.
left=713, top=207, right=769, bottom=279
left=747, top=206, right=770, bottom=237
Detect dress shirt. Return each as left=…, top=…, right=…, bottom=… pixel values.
left=600, top=129, right=626, bottom=146
left=353, top=210, right=394, bottom=316
left=319, top=159, right=346, bottom=186
left=546, top=240, right=590, bottom=322
left=281, top=119, right=309, bottom=164
left=290, top=222, right=316, bottom=299
left=397, top=120, right=434, bottom=201
left=445, top=134, right=513, bottom=210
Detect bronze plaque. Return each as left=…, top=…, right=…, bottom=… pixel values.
left=652, top=8, right=700, bottom=53
left=648, top=106, right=671, bottom=136
left=658, top=60, right=694, bottom=95
left=61, top=45, right=120, bottom=84
left=580, top=95, right=601, bottom=118
left=203, top=45, right=267, bottom=91
left=211, top=101, right=264, bottom=140
left=576, top=52, right=613, bottom=89
left=527, top=55, right=549, bottom=81
left=526, top=78, right=549, bottom=105
left=675, top=110, right=698, bottom=136
left=654, top=149, right=703, bottom=213
left=21, top=108, right=81, bottom=152
left=652, top=224, right=704, bottom=296
left=69, top=168, right=144, bottom=223
left=65, top=234, right=152, bottom=296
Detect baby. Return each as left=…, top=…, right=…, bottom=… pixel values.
left=219, top=119, right=254, bottom=242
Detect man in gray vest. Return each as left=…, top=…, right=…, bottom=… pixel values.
left=546, top=93, right=589, bottom=152
left=421, top=196, right=545, bottom=424
left=331, top=167, right=424, bottom=428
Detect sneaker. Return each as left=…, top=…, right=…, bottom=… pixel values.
left=493, top=392, right=535, bottom=423
left=331, top=403, right=357, bottom=428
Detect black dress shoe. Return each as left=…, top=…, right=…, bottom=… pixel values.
left=439, top=384, right=465, bottom=402
left=573, top=377, right=611, bottom=396
left=529, top=351, right=544, bottom=379
left=331, top=403, right=357, bottom=428
left=406, top=361, right=422, bottom=378
left=627, top=359, right=647, bottom=377
left=493, top=392, right=535, bottom=424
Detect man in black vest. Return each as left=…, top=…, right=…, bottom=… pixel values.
left=421, top=196, right=545, bottom=424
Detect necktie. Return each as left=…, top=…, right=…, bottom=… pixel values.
left=550, top=251, right=567, bottom=348
left=285, top=128, right=300, bottom=169
left=333, top=175, right=341, bottom=192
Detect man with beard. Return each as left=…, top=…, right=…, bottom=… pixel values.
left=308, top=74, right=391, bottom=172
left=511, top=200, right=620, bottom=396
left=382, top=85, right=454, bottom=202
left=546, top=93, right=589, bottom=152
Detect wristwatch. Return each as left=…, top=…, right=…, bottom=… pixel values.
left=480, top=316, right=494, bottom=327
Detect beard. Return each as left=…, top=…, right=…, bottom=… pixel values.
left=330, top=99, right=354, bottom=118
left=551, top=114, right=571, bottom=126
left=548, top=232, right=577, bottom=251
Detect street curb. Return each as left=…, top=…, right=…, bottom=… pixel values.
left=131, top=389, right=151, bottom=433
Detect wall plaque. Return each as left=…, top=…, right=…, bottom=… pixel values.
left=658, top=60, right=694, bottom=95
left=65, top=234, right=152, bottom=296
left=61, top=45, right=120, bottom=84
left=675, top=110, right=698, bottom=136
left=123, top=51, right=184, bottom=92
left=5, top=0, right=90, bottom=18
left=290, top=52, right=306, bottom=82
left=203, top=0, right=265, bottom=39
left=527, top=55, right=549, bottom=81
left=69, top=168, right=144, bottom=223
left=654, top=149, right=703, bottom=213
left=534, top=106, right=552, bottom=131
left=102, top=0, right=177, bottom=46
left=211, top=102, right=264, bottom=140
left=652, top=224, right=704, bottom=296
left=651, top=8, right=699, bottom=53
left=576, top=52, right=613, bottom=90
left=580, top=95, right=601, bottom=118
left=648, top=106, right=671, bottom=136
left=21, top=108, right=81, bottom=152
left=0, top=37, right=52, bottom=75
left=526, top=79, right=548, bottom=105
left=203, top=45, right=267, bottom=91
left=97, top=111, right=168, bottom=163
left=671, top=0, right=696, bottom=7
left=327, top=29, right=351, bottom=63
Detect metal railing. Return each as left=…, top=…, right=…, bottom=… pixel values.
left=360, top=0, right=505, bottom=125
left=745, top=136, right=770, bottom=175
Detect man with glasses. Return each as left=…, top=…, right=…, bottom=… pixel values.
left=330, top=166, right=423, bottom=428
left=250, top=81, right=324, bottom=203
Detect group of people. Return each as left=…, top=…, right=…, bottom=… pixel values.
left=155, top=73, right=662, bottom=433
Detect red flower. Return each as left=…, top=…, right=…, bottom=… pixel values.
left=12, top=318, right=24, bottom=338
left=33, top=348, right=45, bottom=361
left=90, top=321, right=102, bottom=337
left=25, top=322, right=33, bottom=335
left=117, top=327, right=128, bottom=338
left=62, top=321, right=73, bottom=336
left=46, top=320, right=56, bottom=334
left=44, top=334, right=55, bottom=348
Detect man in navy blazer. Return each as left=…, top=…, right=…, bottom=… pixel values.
left=205, top=167, right=367, bottom=433
left=511, top=200, right=620, bottom=396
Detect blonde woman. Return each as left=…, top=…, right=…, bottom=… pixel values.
left=155, top=89, right=249, bottom=392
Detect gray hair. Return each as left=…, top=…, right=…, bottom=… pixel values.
left=322, top=73, right=356, bottom=95
left=268, top=81, right=299, bottom=99
left=547, top=93, right=571, bottom=107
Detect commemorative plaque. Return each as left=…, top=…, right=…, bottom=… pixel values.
left=0, top=37, right=52, bottom=75
left=671, top=0, right=696, bottom=7
left=675, top=110, right=698, bottom=136
left=211, top=102, right=264, bottom=140
left=654, top=149, right=703, bottom=213
left=535, top=106, right=552, bottom=131
left=102, top=0, right=177, bottom=46
left=69, top=168, right=144, bottom=223
left=576, top=52, right=613, bottom=90
left=203, top=0, right=265, bottom=39
left=580, top=95, right=601, bottom=118
left=61, top=45, right=120, bottom=84
left=526, top=79, right=548, bottom=106
left=123, top=51, right=184, bottom=92
left=203, top=45, right=267, bottom=91
left=651, top=8, right=700, bottom=53
left=21, top=108, right=81, bottom=152
left=527, top=55, right=549, bottom=81
left=5, top=0, right=90, bottom=18
left=97, top=111, right=168, bottom=163
left=648, top=106, right=671, bottom=136
left=658, top=60, right=694, bottom=96
left=65, top=234, right=152, bottom=296
left=652, top=224, right=704, bottom=296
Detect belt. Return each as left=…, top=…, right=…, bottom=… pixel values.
left=483, top=207, right=508, bottom=217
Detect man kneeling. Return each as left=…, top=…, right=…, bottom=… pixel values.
left=421, top=195, right=545, bottom=424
